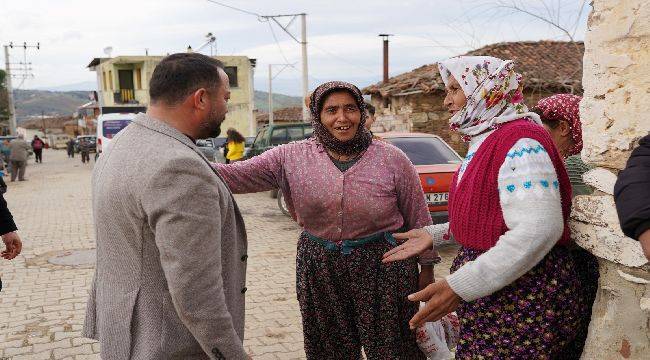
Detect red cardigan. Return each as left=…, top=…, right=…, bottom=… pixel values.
left=448, top=120, right=572, bottom=251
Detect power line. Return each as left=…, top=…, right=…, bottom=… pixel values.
left=205, top=0, right=261, bottom=18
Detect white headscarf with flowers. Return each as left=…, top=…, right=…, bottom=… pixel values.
left=438, top=56, right=541, bottom=142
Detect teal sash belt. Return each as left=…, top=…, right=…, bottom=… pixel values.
left=303, top=227, right=405, bottom=255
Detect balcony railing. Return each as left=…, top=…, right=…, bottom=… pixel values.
left=113, top=89, right=138, bottom=104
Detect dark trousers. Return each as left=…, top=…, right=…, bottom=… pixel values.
left=10, top=160, right=26, bottom=181
left=34, top=149, right=43, bottom=163
left=296, top=235, right=425, bottom=360
left=81, top=151, right=90, bottom=163
left=67, top=149, right=74, bottom=158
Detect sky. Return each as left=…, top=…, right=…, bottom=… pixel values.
left=0, top=0, right=590, bottom=96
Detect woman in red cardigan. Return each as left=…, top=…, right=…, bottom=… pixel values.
left=383, top=56, right=590, bottom=358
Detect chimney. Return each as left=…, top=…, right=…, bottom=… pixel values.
left=379, top=34, right=393, bottom=83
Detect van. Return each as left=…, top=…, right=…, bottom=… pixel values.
left=96, top=113, right=137, bottom=154
left=47, top=134, right=71, bottom=150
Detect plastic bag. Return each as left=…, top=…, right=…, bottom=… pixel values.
left=415, top=303, right=460, bottom=360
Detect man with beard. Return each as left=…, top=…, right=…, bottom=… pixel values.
left=83, top=53, right=249, bottom=359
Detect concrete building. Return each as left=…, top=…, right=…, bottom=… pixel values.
left=363, top=41, right=584, bottom=155
left=87, top=55, right=257, bottom=136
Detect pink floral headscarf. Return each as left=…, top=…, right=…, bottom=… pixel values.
left=533, top=94, right=583, bottom=157
left=438, top=56, right=540, bottom=142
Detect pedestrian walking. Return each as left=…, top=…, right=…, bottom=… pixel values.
left=31, top=135, right=45, bottom=163
left=83, top=53, right=249, bottom=359
left=215, top=81, right=431, bottom=359
left=1, top=181, right=23, bottom=292
left=534, top=93, right=599, bottom=357
left=9, top=134, right=30, bottom=182
left=225, top=128, right=245, bottom=163
left=79, top=139, right=91, bottom=164
left=383, top=56, right=589, bottom=359
left=0, top=139, right=10, bottom=173
left=66, top=138, right=75, bottom=158
left=615, top=134, right=650, bottom=261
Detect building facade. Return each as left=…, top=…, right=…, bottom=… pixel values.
left=363, top=41, right=584, bottom=155
left=87, top=55, right=257, bottom=136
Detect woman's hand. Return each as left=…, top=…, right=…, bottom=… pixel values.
left=418, top=265, right=434, bottom=291
left=407, top=279, right=460, bottom=330
left=382, top=228, right=434, bottom=263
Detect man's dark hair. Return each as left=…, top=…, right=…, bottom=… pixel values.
left=149, top=53, right=224, bottom=105
left=365, top=102, right=376, bottom=116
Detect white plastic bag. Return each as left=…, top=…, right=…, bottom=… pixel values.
left=414, top=303, right=459, bottom=360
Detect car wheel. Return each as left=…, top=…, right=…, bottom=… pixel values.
left=277, top=189, right=290, bottom=217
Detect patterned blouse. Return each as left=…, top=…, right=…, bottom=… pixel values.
left=214, top=138, right=432, bottom=241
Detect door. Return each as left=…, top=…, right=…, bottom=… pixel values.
left=118, top=70, right=135, bottom=102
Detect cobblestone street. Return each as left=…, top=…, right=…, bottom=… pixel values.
left=0, top=149, right=456, bottom=359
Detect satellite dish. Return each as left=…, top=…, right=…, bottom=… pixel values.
left=103, top=47, right=113, bottom=57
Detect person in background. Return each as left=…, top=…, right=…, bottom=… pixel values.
left=615, top=134, right=650, bottom=261
left=225, top=128, right=245, bottom=163
left=383, top=56, right=588, bottom=359
left=79, top=139, right=91, bottom=164
left=365, top=102, right=376, bottom=130
left=214, top=81, right=431, bottom=359
left=66, top=138, right=75, bottom=158
left=1, top=139, right=12, bottom=172
left=9, top=134, right=30, bottom=182
left=533, top=93, right=598, bottom=356
left=31, top=135, right=45, bottom=163
left=1, top=183, right=23, bottom=292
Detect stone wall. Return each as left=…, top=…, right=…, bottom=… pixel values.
left=577, top=1, right=650, bottom=358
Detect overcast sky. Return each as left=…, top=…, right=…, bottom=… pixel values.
left=1, top=0, right=589, bottom=95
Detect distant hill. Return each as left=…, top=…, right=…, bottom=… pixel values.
left=14, top=89, right=90, bottom=124
left=14, top=89, right=302, bottom=125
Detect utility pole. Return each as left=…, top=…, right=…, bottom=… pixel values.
left=259, top=13, right=309, bottom=121
left=267, top=63, right=293, bottom=125
left=379, top=34, right=393, bottom=83
left=3, top=41, right=40, bottom=135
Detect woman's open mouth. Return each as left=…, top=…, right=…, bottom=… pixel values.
left=334, top=125, right=352, bottom=132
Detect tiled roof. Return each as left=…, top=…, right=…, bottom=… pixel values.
left=363, top=41, right=584, bottom=97
left=256, top=106, right=304, bottom=123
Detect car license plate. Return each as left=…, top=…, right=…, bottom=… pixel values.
left=425, top=192, right=449, bottom=205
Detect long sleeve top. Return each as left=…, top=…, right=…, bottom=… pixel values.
left=425, top=131, right=563, bottom=301
left=214, top=138, right=432, bottom=240
left=225, top=141, right=245, bottom=161
left=1, top=192, right=18, bottom=236
left=615, top=134, right=650, bottom=240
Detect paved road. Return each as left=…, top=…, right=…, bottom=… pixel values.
left=0, top=149, right=456, bottom=359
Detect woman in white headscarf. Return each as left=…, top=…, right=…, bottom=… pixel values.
left=383, top=56, right=589, bottom=358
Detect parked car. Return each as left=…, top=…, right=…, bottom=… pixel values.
left=379, top=132, right=462, bottom=224
left=96, top=113, right=136, bottom=155
left=196, top=138, right=216, bottom=161
left=246, top=123, right=313, bottom=159
left=74, top=135, right=97, bottom=153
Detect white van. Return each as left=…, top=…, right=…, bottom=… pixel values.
left=96, top=113, right=136, bottom=154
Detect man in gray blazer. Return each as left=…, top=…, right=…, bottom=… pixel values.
left=83, top=53, right=249, bottom=359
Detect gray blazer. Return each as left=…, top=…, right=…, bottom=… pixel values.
left=83, top=113, right=248, bottom=359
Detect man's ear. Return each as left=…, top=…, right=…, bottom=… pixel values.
left=192, top=88, right=208, bottom=110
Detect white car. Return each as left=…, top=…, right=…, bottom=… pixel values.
left=96, top=113, right=136, bottom=155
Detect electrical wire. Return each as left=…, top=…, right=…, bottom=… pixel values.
left=205, top=0, right=262, bottom=18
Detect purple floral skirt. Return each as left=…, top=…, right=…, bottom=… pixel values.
left=450, top=246, right=588, bottom=359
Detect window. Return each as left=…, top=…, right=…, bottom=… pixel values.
left=254, top=128, right=268, bottom=147
left=270, top=128, right=287, bottom=145
left=288, top=127, right=304, bottom=142
left=102, top=119, right=132, bottom=139
left=303, top=127, right=313, bottom=139
left=223, top=66, right=238, bottom=87
left=135, top=68, right=142, bottom=89
left=385, top=137, right=462, bottom=165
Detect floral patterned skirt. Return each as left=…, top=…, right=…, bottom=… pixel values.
left=450, top=246, right=588, bottom=359
left=295, top=233, right=425, bottom=360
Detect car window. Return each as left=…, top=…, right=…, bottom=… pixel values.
left=386, top=137, right=462, bottom=165
left=303, top=127, right=313, bottom=138
left=254, top=128, right=268, bottom=147
left=196, top=139, right=214, bottom=148
left=288, top=127, right=304, bottom=142
left=270, top=128, right=288, bottom=145
left=102, top=119, right=132, bottom=139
